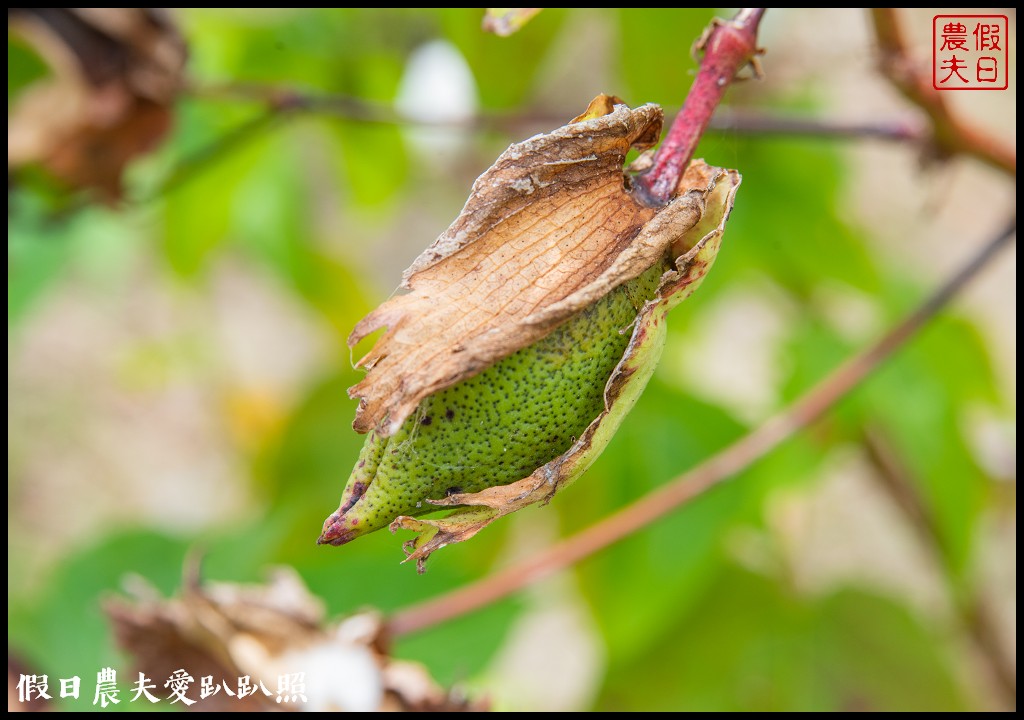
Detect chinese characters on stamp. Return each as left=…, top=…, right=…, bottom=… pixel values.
left=933, top=15, right=1009, bottom=90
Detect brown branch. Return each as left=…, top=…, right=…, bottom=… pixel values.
left=145, top=109, right=284, bottom=200
left=185, top=80, right=565, bottom=133
left=871, top=8, right=1016, bottom=176
left=190, top=80, right=928, bottom=141
left=709, top=110, right=925, bottom=143
left=186, top=7, right=770, bottom=210
left=861, top=427, right=947, bottom=562
left=863, top=428, right=1016, bottom=708
left=964, top=596, right=1018, bottom=709
left=388, top=218, right=1016, bottom=637
left=634, top=8, right=766, bottom=204
left=144, top=103, right=925, bottom=205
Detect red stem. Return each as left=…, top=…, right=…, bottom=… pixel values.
left=635, top=8, right=766, bottom=204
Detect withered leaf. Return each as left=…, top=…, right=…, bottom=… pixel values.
left=349, top=97, right=715, bottom=436
left=106, top=564, right=485, bottom=711
left=7, top=8, right=186, bottom=200
left=482, top=8, right=543, bottom=36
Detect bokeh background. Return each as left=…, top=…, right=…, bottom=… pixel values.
left=8, top=8, right=1015, bottom=712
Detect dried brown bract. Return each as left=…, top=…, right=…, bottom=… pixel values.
left=8, top=8, right=186, bottom=200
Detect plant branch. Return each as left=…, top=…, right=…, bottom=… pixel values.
left=155, top=83, right=923, bottom=203
left=167, top=9, right=765, bottom=207
left=388, top=217, right=1016, bottom=637
left=870, top=9, right=1016, bottom=176
left=145, top=109, right=284, bottom=200
left=634, top=8, right=766, bottom=204
left=862, top=428, right=1016, bottom=708
left=710, top=110, right=925, bottom=142
left=190, top=80, right=927, bottom=143
left=185, top=80, right=564, bottom=132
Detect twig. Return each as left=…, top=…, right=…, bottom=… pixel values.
left=188, top=81, right=395, bottom=123
left=141, top=102, right=926, bottom=205
left=156, top=9, right=764, bottom=206
left=186, top=80, right=563, bottom=132
left=871, top=9, right=1016, bottom=176
left=863, top=428, right=1016, bottom=708
left=197, top=7, right=764, bottom=197
left=709, top=110, right=925, bottom=143
left=634, top=8, right=766, bottom=204
left=159, top=81, right=925, bottom=203
left=191, top=82, right=929, bottom=142
left=964, top=596, right=1018, bottom=709
left=143, top=109, right=284, bottom=200
left=388, top=218, right=1016, bottom=637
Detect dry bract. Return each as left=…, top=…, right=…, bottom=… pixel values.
left=348, top=98, right=718, bottom=437
left=8, top=8, right=186, bottom=199
left=106, top=565, right=484, bottom=711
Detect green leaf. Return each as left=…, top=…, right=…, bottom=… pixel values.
left=440, top=8, right=565, bottom=109
left=815, top=588, right=971, bottom=711
left=618, top=9, right=716, bottom=108
left=595, top=564, right=822, bottom=711
left=8, top=531, right=191, bottom=694
left=594, top=565, right=970, bottom=711
left=7, top=30, right=50, bottom=103
left=8, top=195, right=74, bottom=327
left=722, top=139, right=880, bottom=297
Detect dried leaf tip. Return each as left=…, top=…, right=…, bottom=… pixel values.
left=8, top=8, right=186, bottom=200
left=482, top=8, right=543, bottom=37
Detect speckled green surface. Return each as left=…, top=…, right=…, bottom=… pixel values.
left=323, top=262, right=668, bottom=543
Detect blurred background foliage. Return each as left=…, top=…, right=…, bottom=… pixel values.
left=7, top=8, right=1015, bottom=712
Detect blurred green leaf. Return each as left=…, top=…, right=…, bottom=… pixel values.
left=816, top=588, right=971, bottom=711
left=8, top=195, right=142, bottom=328
left=595, top=564, right=825, bottom=711
left=159, top=114, right=263, bottom=275
left=8, top=195, right=74, bottom=326
left=595, top=565, right=970, bottom=711
left=7, top=30, right=49, bottom=102
left=328, top=120, right=410, bottom=209
left=721, top=139, right=880, bottom=298
left=440, top=8, right=565, bottom=109
left=8, top=531, right=191, bottom=711
left=618, top=9, right=715, bottom=108
left=566, top=383, right=747, bottom=660
left=862, top=333, right=992, bottom=584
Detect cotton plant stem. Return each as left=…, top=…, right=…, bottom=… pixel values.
left=185, top=8, right=766, bottom=208
left=147, top=110, right=283, bottom=199
left=709, top=110, right=924, bottom=142
left=388, top=218, right=1016, bottom=637
left=191, top=81, right=926, bottom=142
left=634, top=8, right=766, bottom=204
left=862, top=428, right=1017, bottom=707
left=147, top=104, right=925, bottom=204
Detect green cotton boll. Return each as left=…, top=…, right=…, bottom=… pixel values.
left=319, top=261, right=668, bottom=546
left=318, top=156, right=739, bottom=570
left=317, top=96, right=740, bottom=569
